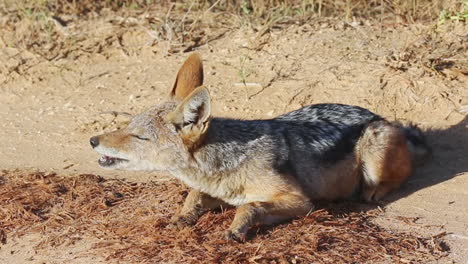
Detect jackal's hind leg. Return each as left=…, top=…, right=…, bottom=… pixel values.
left=226, top=193, right=313, bottom=242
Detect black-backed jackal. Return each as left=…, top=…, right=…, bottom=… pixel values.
left=90, top=53, right=430, bottom=242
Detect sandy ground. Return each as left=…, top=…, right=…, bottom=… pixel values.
left=1, top=16, right=467, bottom=263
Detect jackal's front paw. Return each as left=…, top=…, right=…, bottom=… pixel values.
left=225, top=230, right=246, bottom=243
left=169, top=214, right=198, bottom=229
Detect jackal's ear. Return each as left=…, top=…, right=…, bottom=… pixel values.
left=166, top=87, right=211, bottom=148
left=170, top=53, right=204, bottom=101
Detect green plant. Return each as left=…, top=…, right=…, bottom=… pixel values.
left=438, top=0, right=467, bottom=24
left=237, top=55, right=253, bottom=85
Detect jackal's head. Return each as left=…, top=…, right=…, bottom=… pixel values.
left=90, top=53, right=211, bottom=171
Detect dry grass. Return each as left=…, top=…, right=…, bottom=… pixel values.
left=0, top=0, right=465, bottom=59
left=0, top=170, right=449, bottom=263
left=2, top=0, right=464, bottom=22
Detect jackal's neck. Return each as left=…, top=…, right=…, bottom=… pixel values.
left=189, top=117, right=271, bottom=174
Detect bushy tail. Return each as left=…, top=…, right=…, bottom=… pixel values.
left=398, top=123, right=432, bottom=166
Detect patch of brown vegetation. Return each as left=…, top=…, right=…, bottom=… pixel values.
left=0, top=170, right=448, bottom=263
left=0, top=0, right=465, bottom=60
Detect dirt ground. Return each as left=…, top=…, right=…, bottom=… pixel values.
left=0, top=4, right=467, bottom=263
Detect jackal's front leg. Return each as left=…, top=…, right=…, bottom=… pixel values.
left=226, top=193, right=313, bottom=242
left=171, top=189, right=229, bottom=228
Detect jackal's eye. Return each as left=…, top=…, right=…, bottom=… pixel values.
left=131, top=134, right=150, bottom=141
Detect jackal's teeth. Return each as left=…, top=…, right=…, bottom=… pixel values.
left=98, top=155, right=128, bottom=167
left=98, top=155, right=116, bottom=166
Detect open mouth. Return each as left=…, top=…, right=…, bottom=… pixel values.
left=98, top=156, right=129, bottom=167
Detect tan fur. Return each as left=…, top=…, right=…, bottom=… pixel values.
left=165, top=87, right=211, bottom=150
left=98, top=130, right=132, bottom=151
left=356, top=121, right=413, bottom=201
left=170, top=53, right=204, bottom=101
left=315, top=153, right=361, bottom=200
left=170, top=190, right=229, bottom=228
left=90, top=53, right=428, bottom=242
left=227, top=192, right=312, bottom=242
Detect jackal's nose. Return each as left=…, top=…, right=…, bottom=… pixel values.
left=90, top=136, right=100, bottom=148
